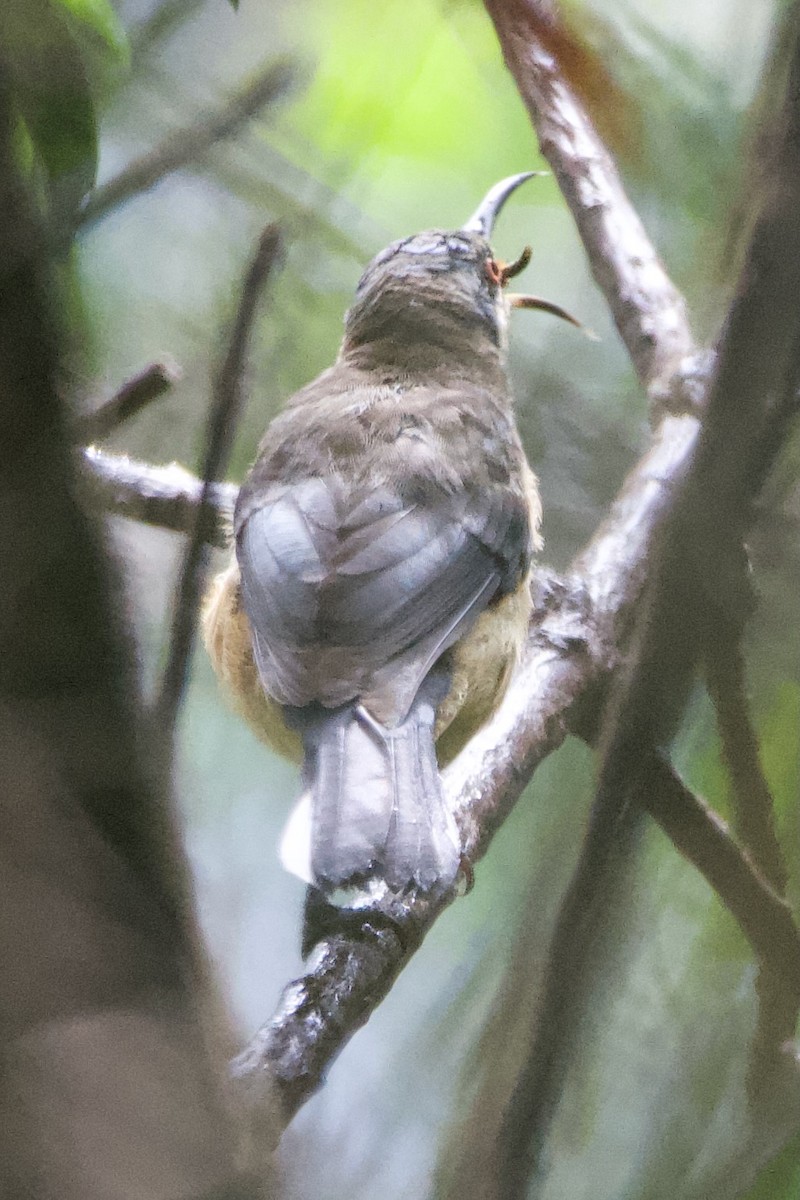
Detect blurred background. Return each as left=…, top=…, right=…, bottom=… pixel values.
left=61, top=0, right=800, bottom=1195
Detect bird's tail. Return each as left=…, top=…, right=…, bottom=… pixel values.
left=280, top=676, right=461, bottom=897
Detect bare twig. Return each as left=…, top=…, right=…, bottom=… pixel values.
left=131, top=0, right=206, bottom=62
left=156, top=224, right=282, bottom=733
left=79, top=359, right=182, bottom=442
left=644, top=756, right=800, bottom=989
left=80, top=446, right=237, bottom=546
left=653, top=743, right=800, bottom=1106
left=707, top=636, right=788, bottom=893
left=209, top=146, right=383, bottom=261
left=482, top=0, right=698, bottom=407
left=78, top=62, right=295, bottom=231
left=707, top=621, right=795, bottom=1083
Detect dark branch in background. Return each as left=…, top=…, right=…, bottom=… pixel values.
left=130, top=0, right=206, bottom=63
left=156, top=224, right=282, bottom=734
left=645, top=757, right=800, bottom=990
left=209, top=140, right=383, bottom=260
left=707, top=615, right=795, bottom=1085
left=79, top=358, right=182, bottom=442
left=78, top=61, right=296, bottom=230
left=707, top=633, right=788, bottom=894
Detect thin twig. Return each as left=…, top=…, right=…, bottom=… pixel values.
left=130, top=0, right=206, bottom=63
left=482, top=0, right=698, bottom=407
left=644, top=756, right=800, bottom=989
left=652, top=746, right=800, bottom=1104
left=156, top=224, right=282, bottom=734
left=707, top=635, right=788, bottom=893
left=79, top=359, right=182, bottom=442
left=706, top=624, right=794, bottom=1084
left=78, top=62, right=296, bottom=231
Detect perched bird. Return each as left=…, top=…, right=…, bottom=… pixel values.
left=203, top=173, right=580, bottom=903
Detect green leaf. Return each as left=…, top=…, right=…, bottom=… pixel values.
left=0, top=0, right=100, bottom=217
left=57, top=0, right=129, bottom=66
left=229, top=0, right=240, bottom=9
left=25, top=58, right=97, bottom=197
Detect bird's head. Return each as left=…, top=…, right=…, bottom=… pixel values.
left=341, top=173, right=582, bottom=368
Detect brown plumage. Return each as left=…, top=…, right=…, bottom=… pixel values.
left=203, top=175, right=561, bottom=901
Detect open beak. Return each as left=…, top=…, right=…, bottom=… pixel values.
left=464, top=173, right=596, bottom=338
left=508, top=293, right=596, bottom=337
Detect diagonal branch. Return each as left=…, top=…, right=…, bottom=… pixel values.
left=227, top=414, right=701, bottom=1142
left=78, top=61, right=296, bottom=231
left=643, top=756, right=800, bottom=991
left=78, top=359, right=182, bottom=442
left=706, top=613, right=795, bottom=1086
left=482, top=0, right=698, bottom=406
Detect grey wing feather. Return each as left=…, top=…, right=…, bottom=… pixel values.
left=237, top=473, right=530, bottom=718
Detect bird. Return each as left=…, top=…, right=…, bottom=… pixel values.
left=203, top=173, right=582, bottom=905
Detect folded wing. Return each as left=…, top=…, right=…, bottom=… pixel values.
left=236, top=472, right=530, bottom=725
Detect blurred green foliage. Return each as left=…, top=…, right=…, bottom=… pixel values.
left=0, top=0, right=127, bottom=221
left=6, top=0, right=799, bottom=1195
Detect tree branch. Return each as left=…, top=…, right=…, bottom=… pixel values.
left=482, top=0, right=698, bottom=407
left=79, top=359, right=182, bottom=442
left=644, top=757, right=800, bottom=989
left=81, top=446, right=237, bottom=546
left=0, top=55, right=260, bottom=1199
left=706, top=615, right=795, bottom=1084
left=707, top=634, right=788, bottom=895
left=157, top=224, right=282, bottom=734
left=78, top=60, right=296, bottom=231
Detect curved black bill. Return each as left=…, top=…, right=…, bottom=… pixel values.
left=461, top=171, right=545, bottom=238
